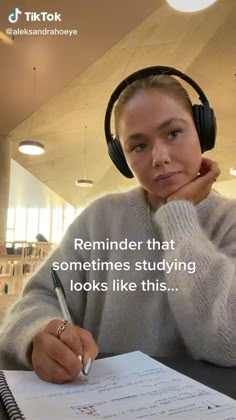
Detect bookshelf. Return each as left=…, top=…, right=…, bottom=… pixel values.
left=0, top=241, right=53, bottom=296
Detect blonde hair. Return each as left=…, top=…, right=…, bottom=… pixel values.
left=114, top=75, right=193, bottom=137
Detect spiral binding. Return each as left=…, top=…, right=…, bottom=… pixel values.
left=0, top=371, right=25, bottom=419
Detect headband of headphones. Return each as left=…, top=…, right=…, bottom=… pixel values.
left=104, top=66, right=216, bottom=178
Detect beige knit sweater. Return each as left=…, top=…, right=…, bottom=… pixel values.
left=0, top=187, right=236, bottom=367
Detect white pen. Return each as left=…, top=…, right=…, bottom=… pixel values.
left=51, top=267, right=92, bottom=376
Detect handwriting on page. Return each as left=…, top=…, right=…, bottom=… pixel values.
left=5, top=352, right=236, bottom=419
left=68, top=369, right=236, bottom=419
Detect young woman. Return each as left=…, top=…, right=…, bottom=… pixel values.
left=0, top=71, right=235, bottom=384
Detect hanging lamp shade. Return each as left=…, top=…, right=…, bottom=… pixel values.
left=75, top=179, right=94, bottom=187
left=230, top=167, right=236, bottom=176
left=18, top=140, right=45, bottom=155
left=75, top=124, right=94, bottom=187
left=0, top=30, right=14, bottom=45
left=166, top=0, right=217, bottom=12
left=18, top=67, right=45, bottom=155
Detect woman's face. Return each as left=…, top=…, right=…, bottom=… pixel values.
left=118, top=89, right=202, bottom=204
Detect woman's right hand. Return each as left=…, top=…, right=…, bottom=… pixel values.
left=32, top=319, right=99, bottom=384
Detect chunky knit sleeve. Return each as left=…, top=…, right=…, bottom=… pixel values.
left=0, top=209, right=90, bottom=368
left=154, top=197, right=236, bottom=366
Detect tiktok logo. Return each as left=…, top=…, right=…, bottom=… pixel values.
left=7, top=8, right=62, bottom=23
left=8, top=7, right=22, bottom=23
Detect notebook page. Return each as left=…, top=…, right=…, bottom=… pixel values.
left=3, top=351, right=236, bottom=419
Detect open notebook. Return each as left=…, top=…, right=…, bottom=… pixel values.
left=0, top=351, right=236, bottom=419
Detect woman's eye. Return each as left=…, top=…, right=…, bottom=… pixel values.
left=133, top=144, right=146, bottom=152
left=169, top=129, right=183, bottom=139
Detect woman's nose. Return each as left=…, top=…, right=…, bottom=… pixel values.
left=152, top=144, right=171, bottom=167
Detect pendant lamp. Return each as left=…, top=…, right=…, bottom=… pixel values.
left=230, top=168, right=236, bottom=176
left=19, top=67, right=45, bottom=155
left=166, top=0, right=217, bottom=12
left=76, top=125, right=94, bottom=187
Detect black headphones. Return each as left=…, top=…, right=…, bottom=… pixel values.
left=104, top=66, right=217, bottom=178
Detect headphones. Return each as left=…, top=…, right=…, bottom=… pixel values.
left=104, top=66, right=217, bottom=178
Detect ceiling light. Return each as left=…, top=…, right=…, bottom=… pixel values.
left=75, top=179, right=94, bottom=187
left=19, top=67, right=45, bottom=155
left=76, top=125, right=94, bottom=187
left=0, top=30, right=14, bottom=45
left=230, top=167, right=236, bottom=176
left=166, top=0, right=217, bottom=12
left=18, top=141, right=45, bottom=155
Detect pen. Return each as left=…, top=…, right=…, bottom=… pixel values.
left=51, top=267, right=92, bottom=376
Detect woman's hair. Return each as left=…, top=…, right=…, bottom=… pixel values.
left=114, top=74, right=193, bottom=137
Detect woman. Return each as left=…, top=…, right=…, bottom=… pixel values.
left=0, top=71, right=235, bottom=384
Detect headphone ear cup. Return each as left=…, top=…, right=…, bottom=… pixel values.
left=192, top=105, right=216, bottom=153
left=108, top=138, right=134, bottom=178
left=204, top=105, right=216, bottom=151
left=192, top=105, right=205, bottom=152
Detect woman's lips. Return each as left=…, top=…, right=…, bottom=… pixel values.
left=155, top=172, right=181, bottom=182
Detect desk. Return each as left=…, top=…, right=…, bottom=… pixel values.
left=0, top=354, right=236, bottom=419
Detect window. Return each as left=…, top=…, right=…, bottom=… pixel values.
left=26, top=209, right=39, bottom=241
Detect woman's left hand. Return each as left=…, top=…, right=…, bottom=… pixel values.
left=167, top=158, right=221, bottom=205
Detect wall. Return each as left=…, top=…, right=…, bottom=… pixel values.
left=7, top=160, right=75, bottom=243
left=214, top=179, right=236, bottom=198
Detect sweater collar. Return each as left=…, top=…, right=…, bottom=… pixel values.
left=129, top=187, right=161, bottom=237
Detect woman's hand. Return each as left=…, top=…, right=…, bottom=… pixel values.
left=167, top=158, right=221, bottom=205
left=32, top=319, right=99, bottom=384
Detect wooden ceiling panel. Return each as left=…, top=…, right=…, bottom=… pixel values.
left=1, top=0, right=235, bottom=206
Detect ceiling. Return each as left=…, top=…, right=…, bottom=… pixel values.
left=0, top=0, right=236, bottom=207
